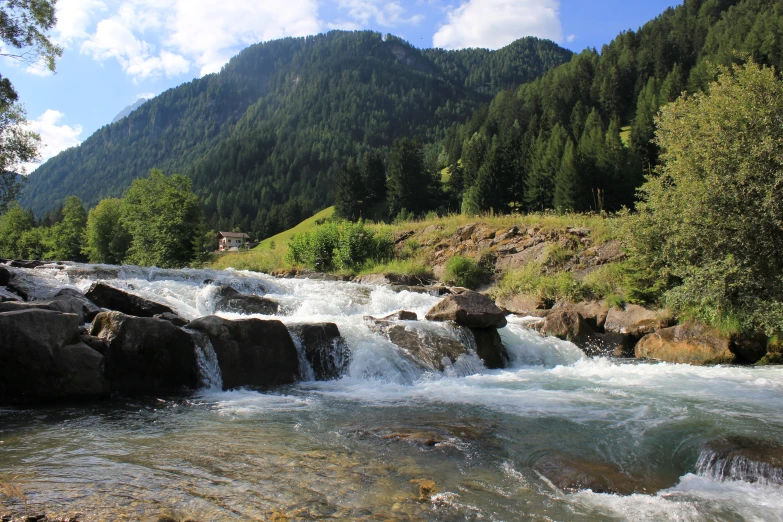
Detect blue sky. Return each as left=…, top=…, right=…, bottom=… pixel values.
left=6, top=0, right=681, bottom=172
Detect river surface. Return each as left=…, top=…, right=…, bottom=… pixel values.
left=1, top=265, right=782, bottom=521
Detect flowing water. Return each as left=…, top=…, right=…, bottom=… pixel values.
left=1, top=264, right=783, bottom=521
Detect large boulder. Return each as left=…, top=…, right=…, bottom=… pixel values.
left=288, top=323, right=351, bottom=380
left=426, top=290, right=507, bottom=329
left=697, top=436, right=783, bottom=485
left=212, top=285, right=279, bottom=316
left=468, top=328, right=509, bottom=369
left=187, top=315, right=300, bottom=389
left=540, top=309, right=594, bottom=344
left=52, top=288, right=102, bottom=322
left=369, top=319, right=469, bottom=372
left=90, top=311, right=199, bottom=393
left=85, top=283, right=175, bottom=317
left=554, top=300, right=609, bottom=331
left=494, top=294, right=549, bottom=317
left=534, top=454, right=672, bottom=495
left=0, top=309, right=82, bottom=400
left=53, top=342, right=110, bottom=398
left=635, top=323, right=735, bottom=365
left=730, top=332, right=768, bottom=364
left=605, top=304, right=672, bottom=337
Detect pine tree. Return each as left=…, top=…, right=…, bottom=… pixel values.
left=630, top=77, right=661, bottom=171
left=577, top=109, right=606, bottom=211
left=334, top=157, right=364, bottom=221
left=526, top=124, right=567, bottom=211
left=360, top=151, right=386, bottom=219
left=554, top=138, right=582, bottom=212
left=387, top=138, right=436, bottom=218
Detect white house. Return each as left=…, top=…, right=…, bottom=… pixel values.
left=218, top=231, right=251, bottom=251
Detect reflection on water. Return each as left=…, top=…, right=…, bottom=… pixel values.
left=1, top=264, right=782, bottom=521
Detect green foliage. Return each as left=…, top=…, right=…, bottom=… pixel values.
left=625, top=61, right=783, bottom=334
left=0, top=203, right=34, bottom=258
left=121, top=170, right=206, bottom=268
left=444, top=255, right=486, bottom=289
left=84, top=198, right=131, bottom=264
left=287, top=220, right=393, bottom=272
left=45, top=196, right=86, bottom=262
left=492, top=263, right=588, bottom=306
left=387, top=138, right=439, bottom=218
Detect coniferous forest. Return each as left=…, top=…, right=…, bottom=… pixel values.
left=18, top=0, right=783, bottom=237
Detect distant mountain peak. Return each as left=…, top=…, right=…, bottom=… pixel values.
left=111, top=98, right=151, bottom=124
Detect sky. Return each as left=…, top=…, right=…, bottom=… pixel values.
left=6, top=0, right=682, bottom=173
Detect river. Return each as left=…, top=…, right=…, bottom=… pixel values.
left=1, top=265, right=782, bottom=521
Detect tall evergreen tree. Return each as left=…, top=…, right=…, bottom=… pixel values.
left=526, top=124, right=567, bottom=211
left=554, top=138, right=582, bottom=212
left=360, top=151, right=386, bottom=219
left=334, top=157, right=364, bottom=221
left=387, top=138, right=437, bottom=218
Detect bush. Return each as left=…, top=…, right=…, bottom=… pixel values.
left=286, top=220, right=393, bottom=272
left=444, top=255, right=486, bottom=289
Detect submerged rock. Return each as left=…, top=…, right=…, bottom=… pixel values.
left=188, top=315, right=299, bottom=389
left=212, top=285, right=279, bottom=315
left=635, top=323, right=736, bottom=365
left=697, top=436, right=783, bottom=485
left=369, top=319, right=469, bottom=372
left=86, top=282, right=175, bottom=318
left=426, top=290, right=507, bottom=329
left=534, top=454, right=671, bottom=495
left=0, top=286, right=22, bottom=302
left=90, top=311, right=199, bottom=393
left=288, top=322, right=350, bottom=380
left=378, top=310, right=418, bottom=321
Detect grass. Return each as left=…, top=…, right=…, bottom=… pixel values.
left=209, top=206, right=334, bottom=272
left=1, top=480, right=28, bottom=516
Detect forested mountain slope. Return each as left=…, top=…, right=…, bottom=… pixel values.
left=21, top=31, right=572, bottom=235
left=437, top=0, right=782, bottom=215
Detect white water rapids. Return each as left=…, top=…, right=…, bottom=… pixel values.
left=1, top=263, right=782, bottom=521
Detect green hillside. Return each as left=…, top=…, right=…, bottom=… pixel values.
left=20, top=31, right=572, bottom=239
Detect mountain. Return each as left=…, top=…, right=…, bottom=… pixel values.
left=111, top=98, right=150, bottom=124
left=20, top=31, right=573, bottom=236
left=435, top=0, right=783, bottom=215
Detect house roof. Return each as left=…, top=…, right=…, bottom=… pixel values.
left=219, top=231, right=250, bottom=239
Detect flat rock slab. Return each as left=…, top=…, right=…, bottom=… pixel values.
left=213, top=285, right=279, bottom=315
left=86, top=282, right=175, bottom=317
left=426, top=291, right=507, bottom=329
left=698, top=436, right=783, bottom=485
left=369, top=319, right=469, bottom=372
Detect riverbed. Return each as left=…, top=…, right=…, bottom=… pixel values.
left=1, top=265, right=782, bottom=521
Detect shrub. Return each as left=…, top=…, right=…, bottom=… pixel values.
left=287, top=220, right=393, bottom=272
left=444, top=256, right=486, bottom=289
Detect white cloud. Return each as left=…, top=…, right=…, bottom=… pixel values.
left=566, top=34, right=576, bottom=43
left=337, top=0, right=424, bottom=27
left=22, top=110, right=83, bottom=173
left=73, top=0, right=322, bottom=80
left=433, top=0, right=562, bottom=50
left=54, top=0, right=108, bottom=45
left=135, top=92, right=156, bottom=100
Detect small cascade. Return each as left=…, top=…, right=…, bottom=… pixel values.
left=696, top=438, right=783, bottom=485
left=290, top=332, right=317, bottom=382
left=188, top=329, right=223, bottom=390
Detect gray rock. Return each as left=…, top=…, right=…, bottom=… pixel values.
left=0, top=286, right=23, bottom=302
left=86, top=282, right=175, bottom=317
left=53, top=342, right=110, bottom=398
left=0, top=309, right=81, bottom=400
left=288, top=323, right=350, bottom=381
left=0, top=266, right=9, bottom=286
left=213, top=285, right=279, bottom=315
left=468, top=327, right=509, bottom=369
left=90, top=311, right=199, bottom=393
left=50, top=288, right=102, bottom=322
left=605, top=304, right=673, bottom=337
left=369, top=319, right=469, bottom=372
left=154, top=312, right=189, bottom=327
left=187, top=315, right=299, bottom=389
left=540, top=309, right=594, bottom=344
left=698, top=436, right=783, bottom=485
left=426, top=290, right=507, bottom=329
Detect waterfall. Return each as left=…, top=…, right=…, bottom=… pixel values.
left=187, top=329, right=223, bottom=390
left=289, top=332, right=317, bottom=382
left=696, top=447, right=783, bottom=485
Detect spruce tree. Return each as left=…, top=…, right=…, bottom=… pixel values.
left=334, top=157, right=364, bottom=221
left=360, top=151, right=386, bottom=219
left=387, top=138, right=436, bottom=218
left=525, top=124, right=567, bottom=211
left=554, top=138, right=582, bottom=212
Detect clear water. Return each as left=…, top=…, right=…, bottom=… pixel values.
left=1, top=264, right=782, bottom=521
